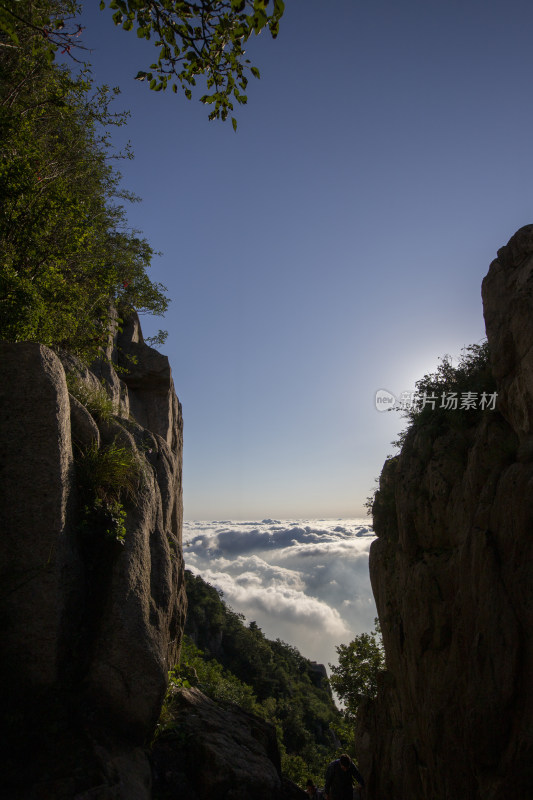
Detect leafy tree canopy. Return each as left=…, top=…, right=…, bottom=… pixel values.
left=0, top=0, right=168, bottom=361
left=328, top=619, right=385, bottom=721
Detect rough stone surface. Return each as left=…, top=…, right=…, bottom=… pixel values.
left=0, top=343, right=74, bottom=690
left=151, top=687, right=306, bottom=800
left=483, top=224, right=533, bottom=440
left=354, top=227, right=533, bottom=800
left=117, top=313, right=180, bottom=449
left=69, top=392, right=101, bottom=448
left=0, top=314, right=187, bottom=799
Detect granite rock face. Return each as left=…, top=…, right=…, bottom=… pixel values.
left=354, top=228, right=533, bottom=799
left=0, top=313, right=187, bottom=799
left=483, top=223, right=533, bottom=441
left=0, top=343, right=74, bottom=691
left=151, top=687, right=307, bottom=800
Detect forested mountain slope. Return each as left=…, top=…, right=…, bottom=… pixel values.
left=171, top=570, right=346, bottom=786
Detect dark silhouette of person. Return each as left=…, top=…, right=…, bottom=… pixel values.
left=324, top=754, right=364, bottom=800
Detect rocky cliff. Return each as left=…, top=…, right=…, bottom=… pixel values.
left=151, top=687, right=306, bottom=800
left=0, top=312, right=187, bottom=799
left=355, top=227, right=533, bottom=799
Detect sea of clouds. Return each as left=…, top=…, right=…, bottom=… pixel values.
left=183, top=518, right=377, bottom=671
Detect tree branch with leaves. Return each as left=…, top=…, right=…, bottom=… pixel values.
left=101, top=0, right=285, bottom=128
left=0, top=0, right=87, bottom=60
left=1, top=1, right=285, bottom=127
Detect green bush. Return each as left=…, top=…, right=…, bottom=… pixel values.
left=76, top=439, right=143, bottom=543
left=153, top=634, right=260, bottom=742
left=366, top=343, right=497, bottom=522
left=77, top=440, right=141, bottom=502
left=66, top=374, right=115, bottom=422
left=397, top=341, right=496, bottom=445
left=178, top=635, right=259, bottom=712
left=80, top=497, right=127, bottom=544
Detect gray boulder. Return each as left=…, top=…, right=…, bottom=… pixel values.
left=151, top=687, right=306, bottom=800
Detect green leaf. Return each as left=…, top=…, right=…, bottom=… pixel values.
left=251, top=66, right=260, bottom=79
left=232, top=117, right=238, bottom=132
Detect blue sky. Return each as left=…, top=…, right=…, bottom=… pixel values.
left=78, top=0, right=533, bottom=519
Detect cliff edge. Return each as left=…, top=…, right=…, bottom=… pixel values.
left=0, top=312, right=187, bottom=799
left=354, top=227, right=533, bottom=799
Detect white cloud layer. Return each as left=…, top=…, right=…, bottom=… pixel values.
left=183, top=518, right=377, bottom=670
